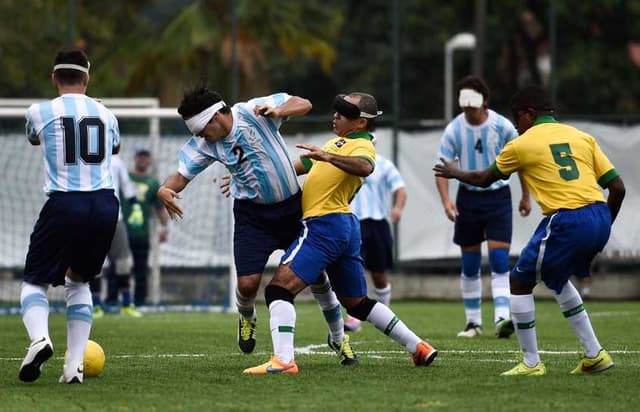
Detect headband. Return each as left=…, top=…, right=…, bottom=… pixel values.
left=53, top=62, right=90, bottom=73
left=333, top=95, right=382, bottom=119
left=458, top=88, right=484, bottom=108
left=184, top=101, right=226, bottom=135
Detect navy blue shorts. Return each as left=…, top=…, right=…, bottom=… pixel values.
left=23, top=189, right=119, bottom=286
left=281, top=213, right=367, bottom=297
left=360, top=218, right=393, bottom=272
left=454, top=186, right=512, bottom=247
left=513, top=202, right=611, bottom=294
left=233, top=191, right=303, bottom=276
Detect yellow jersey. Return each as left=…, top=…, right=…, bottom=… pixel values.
left=300, top=132, right=376, bottom=219
left=493, top=116, right=619, bottom=215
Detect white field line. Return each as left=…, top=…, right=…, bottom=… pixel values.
left=2, top=347, right=639, bottom=362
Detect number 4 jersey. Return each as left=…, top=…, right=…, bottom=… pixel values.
left=493, top=116, right=619, bottom=215
left=437, top=109, right=518, bottom=192
left=26, top=93, right=120, bottom=193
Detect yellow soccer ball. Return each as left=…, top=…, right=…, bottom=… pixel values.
left=65, top=339, right=106, bottom=377
left=83, top=340, right=106, bottom=377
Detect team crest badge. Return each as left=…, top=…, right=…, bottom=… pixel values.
left=335, top=139, right=346, bottom=148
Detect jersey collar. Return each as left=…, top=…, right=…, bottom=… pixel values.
left=533, top=115, right=557, bottom=126
left=345, top=131, right=373, bottom=140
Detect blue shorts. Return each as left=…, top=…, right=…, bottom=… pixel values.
left=360, top=218, right=393, bottom=272
left=233, top=191, right=303, bottom=276
left=281, top=213, right=367, bottom=298
left=512, top=202, right=611, bottom=294
left=23, top=190, right=119, bottom=286
left=454, top=186, right=512, bottom=246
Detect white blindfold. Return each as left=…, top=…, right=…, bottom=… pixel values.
left=184, top=101, right=226, bottom=135
left=458, top=88, right=484, bottom=108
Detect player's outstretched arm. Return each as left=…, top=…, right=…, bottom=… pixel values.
left=254, top=96, right=312, bottom=118
left=158, top=172, right=189, bottom=220
left=297, top=143, right=373, bottom=177
left=433, top=157, right=499, bottom=188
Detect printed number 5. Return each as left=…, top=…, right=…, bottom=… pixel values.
left=550, top=143, right=579, bottom=181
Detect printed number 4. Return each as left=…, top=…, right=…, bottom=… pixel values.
left=474, top=138, right=483, bottom=154
left=550, top=143, right=579, bottom=181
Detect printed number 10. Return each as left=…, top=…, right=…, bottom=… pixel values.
left=62, top=116, right=106, bottom=165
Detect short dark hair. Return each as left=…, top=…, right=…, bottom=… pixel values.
left=456, top=75, right=490, bottom=105
left=53, top=48, right=89, bottom=86
left=178, top=86, right=231, bottom=118
left=510, top=85, right=554, bottom=114
left=349, top=92, right=379, bottom=131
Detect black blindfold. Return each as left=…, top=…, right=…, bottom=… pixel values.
left=333, top=95, right=362, bottom=119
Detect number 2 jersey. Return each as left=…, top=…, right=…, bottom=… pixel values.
left=25, top=93, right=120, bottom=193
left=493, top=116, right=619, bottom=215
left=437, top=109, right=518, bottom=192
left=177, top=93, right=300, bottom=205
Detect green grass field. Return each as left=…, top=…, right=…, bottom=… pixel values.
left=1, top=300, right=638, bottom=411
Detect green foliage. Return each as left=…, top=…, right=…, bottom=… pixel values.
left=1, top=301, right=638, bottom=411
left=0, top=1, right=638, bottom=118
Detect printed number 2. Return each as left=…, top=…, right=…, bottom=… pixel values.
left=62, top=116, right=106, bottom=165
left=232, top=146, right=246, bottom=163
left=549, top=143, right=579, bottom=181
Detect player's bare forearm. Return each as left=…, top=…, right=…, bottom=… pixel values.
left=435, top=176, right=451, bottom=205
left=329, top=155, right=372, bottom=177
left=255, top=96, right=312, bottom=118
left=278, top=96, right=312, bottom=117
left=297, top=144, right=373, bottom=176
left=294, top=160, right=308, bottom=176
left=606, top=176, right=626, bottom=223
left=158, top=172, right=189, bottom=220
left=161, top=172, right=189, bottom=193
left=433, top=158, right=497, bottom=188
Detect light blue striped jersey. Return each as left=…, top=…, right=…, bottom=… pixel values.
left=25, top=93, right=120, bottom=193
left=437, top=109, right=518, bottom=191
left=178, top=93, right=300, bottom=204
left=351, top=154, right=405, bottom=220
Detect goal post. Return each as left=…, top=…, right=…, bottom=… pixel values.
left=0, top=98, right=236, bottom=312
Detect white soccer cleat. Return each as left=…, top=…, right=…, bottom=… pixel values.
left=457, top=322, right=482, bottom=338
left=59, top=361, right=84, bottom=384
left=19, top=336, right=54, bottom=382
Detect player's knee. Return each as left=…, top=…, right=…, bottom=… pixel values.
left=489, top=248, right=510, bottom=274
left=461, top=251, right=481, bottom=278
left=346, top=297, right=377, bottom=321
left=264, top=284, right=294, bottom=307
left=237, top=276, right=260, bottom=297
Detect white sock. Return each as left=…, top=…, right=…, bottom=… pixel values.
left=310, top=275, right=343, bottom=343
left=235, top=289, right=256, bottom=320
left=554, top=281, right=601, bottom=358
left=491, top=272, right=511, bottom=323
left=268, top=300, right=296, bottom=363
left=64, top=277, right=93, bottom=367
left=510, top=294, right=540, bottom=367
left=20, top=282, right=51, bottom=342
left=375, top=284, right=392, bottom=307
left=367, top=302, right=421, bottom=354
left=461, top=274, right=482, bottom=325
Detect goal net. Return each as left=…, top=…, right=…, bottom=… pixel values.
left=0, top=98, right=235, bottom=313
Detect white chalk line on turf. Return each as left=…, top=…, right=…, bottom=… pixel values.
left=2, top=346, right=639, bottom=362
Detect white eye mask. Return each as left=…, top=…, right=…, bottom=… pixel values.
left=458, top=88, right=484, bottom=108
left=184, top=101, right=226, bottom=135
